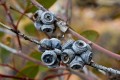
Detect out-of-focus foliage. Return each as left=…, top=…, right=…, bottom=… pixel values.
left=81, top=30, right=99, bottom=42
left=0, top=0, right=120, bottom=80
left=16, top=65, right=39, bottom=78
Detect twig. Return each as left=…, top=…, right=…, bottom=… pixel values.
left=69, top=29, right=120, bottom=60
left=53, top=67, right=94, bottom=80
left=89, top=62, right=120, bottom=75
left=0, top=22, right=40, bottom=45
left=0, top=64, right=27, bottom=77
left=43, top=73, right=69, bottom=80
left=66, top=0, right=72, bottom=24
left=0, top=73, right=34, bottom=80
left=30, top=0, right=46, bottom=11
left=0, top=42, right=43, bottom=65
left=1, top=2, right=22, bottom=49
left=10, top=7, right=34, bottom=21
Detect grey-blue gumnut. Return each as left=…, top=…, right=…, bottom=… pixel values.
left=41, top=24, right=55, bottom=33
left=41, top=50, right=57, bottom=66
left=39, top=38, right=52, bottom=50
left=72, top=40, right=88, bottom=54
left=62, top=40, right=74, bottom=50
left=81, top=50, right=93, bottom=64
left=61, top=49, right=75, bottom=64
left=41, top=11, right=55, bottom=25
left=50, top=38, right=62, bottom=49
left=69, top=56, right=85, bottom=70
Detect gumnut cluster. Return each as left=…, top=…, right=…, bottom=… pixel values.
left=33, top=10, right=69, bottom=35
left=38, top=38, right=93, bottom=70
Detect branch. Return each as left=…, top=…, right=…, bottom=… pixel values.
left=0, top=73, right=34, bottom=80
left=0, top=64, right=27, bottom=77
left=43, top=73, right=69, bottom=80
left=1, top=2, right=22, bottom=49
left=30, top=0, right=46, bottom=11
left=0, top=22, right=40, bottom=45
left=0, top=42, right=43, bottom=66
left=69, top=29, right=120, bottom=60
left=89, top=62, right=120, bottom=75
left=10, top=7, right=34, bottom=21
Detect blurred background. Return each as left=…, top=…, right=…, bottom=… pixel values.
left=0, top=0, right=120, bottom=80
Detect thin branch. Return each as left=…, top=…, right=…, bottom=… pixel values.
left=89, top=62, right=120, bottom=75
left=66, top=0, right=72, bottom=24
left=0, top=64, right=27, bottom=77
left=0, top=22, right=40, bottom=45
left=43, top=73, right=69, bottom=80
left=69, top=29, right=120, bottom=60
left=0, top=42, right=43, bottom=66
left=0, top=73, right=34, bottom=80
left=30, top=0, right=46, bottom=11
left=10, top=7, right=34, bottom=21
left=53, top=67, right=93, bottom=80
left=1, top=2, right=22, bottom=49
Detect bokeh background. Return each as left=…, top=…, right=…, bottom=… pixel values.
left=0, top=0, right=120, bottom=80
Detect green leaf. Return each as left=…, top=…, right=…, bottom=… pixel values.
left=0, top=31, right=4, bottom=37
left=81, top=30, right=99, bottom=42
left=37, top=0, right=56, bottom=9
left=27, top=51, right=48, bottom=72
left=0, top=32, right=4, bottom=40
left=24, top=23, right=36, bottom=36
left=27, top=0, right=56, bottom=13
left=39, top=65, right=48, bottom=72
left=0, top=48, right=10, bottom=63
left=27, top=51, right=42, bottom=66
left=29, top=51, right=42, bottom=60
left=16, top=65, right=39, bottom=79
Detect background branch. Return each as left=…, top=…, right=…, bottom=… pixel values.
left=1, top=2, right=22, bottom=49
left=0, top=42, right=43, bottom=66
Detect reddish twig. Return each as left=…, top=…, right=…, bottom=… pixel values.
left=43, top=73, right=69, bottom=80
left=66, top=74, right=71, bottom=80
left=16, top=5, right=36, bottom=27
left=0, top=64, right=27, bottom=77
left=1, top=2, right=22, bottom=49
left=10, top=7, right=34, bottom=21
left=66, top=0, right=72, bottom=24
left=0, top=42, right=44, bottom=66
left=0, top=73, right=34, bottom=80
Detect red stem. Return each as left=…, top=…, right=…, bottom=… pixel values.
left=10, top=7, right=34, bottom=21
left=69, top=29, right=120, bottom=60
left=1, top=3, right=22, bottom=49
left=44, top=73, right=69, bottom=80
left=0, top=64, right=27, bottom=77
left=0, top=73, right=34, bottom=80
